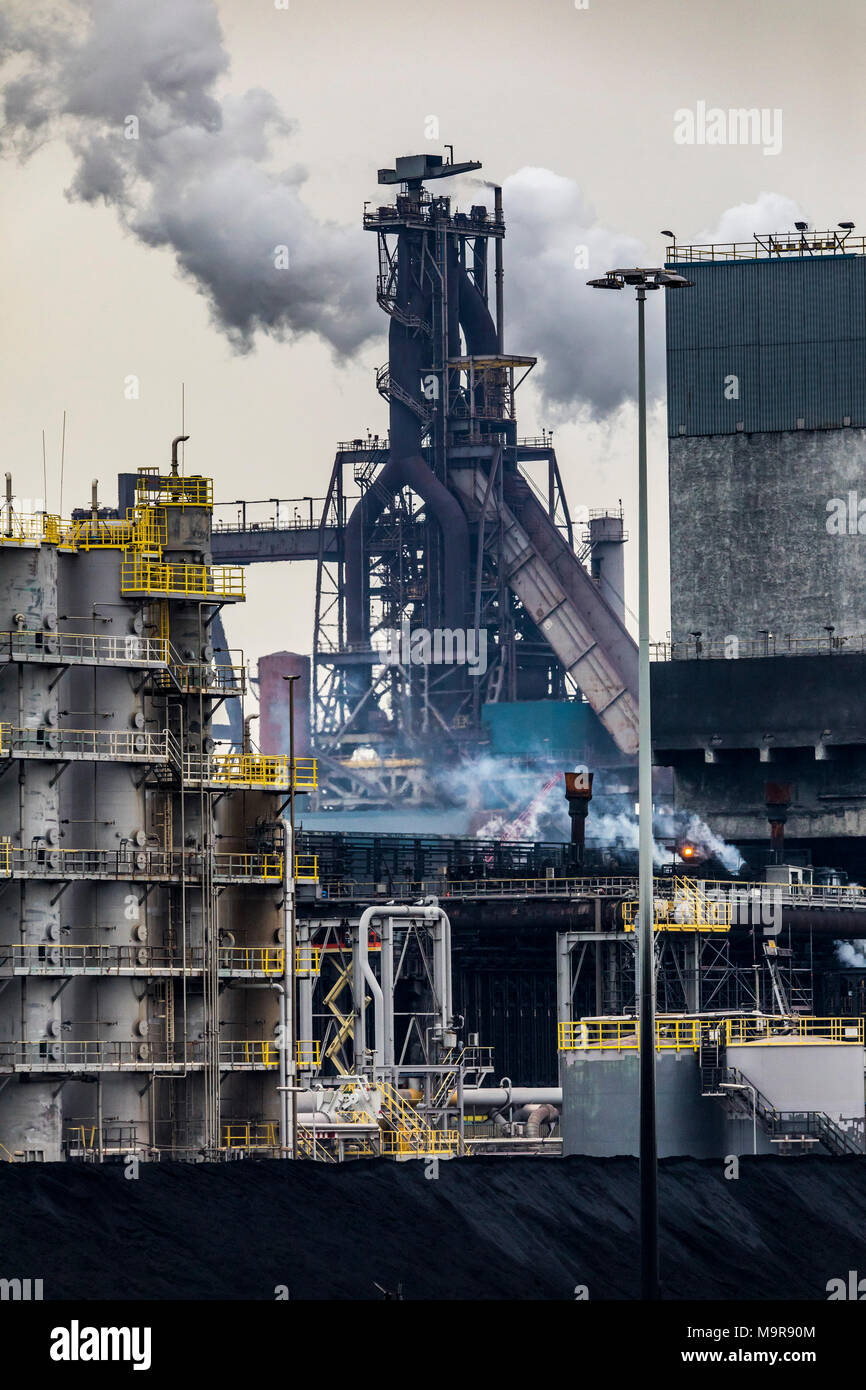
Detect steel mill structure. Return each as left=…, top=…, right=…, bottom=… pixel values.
left=210, top=150, right=637, bottom=814
left=0, top=457, right=317, bottom=1162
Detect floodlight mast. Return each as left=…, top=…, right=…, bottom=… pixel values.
left=587, top=263, right=693, bottom=1302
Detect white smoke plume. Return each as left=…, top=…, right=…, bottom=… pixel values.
left=499, top=174, right=808, bottom=419
left=0, top=0, right=379, bottom=355
left=695, top=192, right=807, bottom=245
left=499, top=167, right=660, bottom=420
left=836, top=940, right=866, bottom=969
left=0, top=3, right=810, bottom=414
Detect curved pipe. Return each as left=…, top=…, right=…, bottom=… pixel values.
left=354, top=901, right=453, bottom=1077
left=346, top=454, right=469, bottom=645
left=171, top=434, right=189, bottom=476
left=525, top=1103, right=560, bottom=1139
left=457, top=267, right=498, bottom=354
left=344, top=247, right=496, bottom=655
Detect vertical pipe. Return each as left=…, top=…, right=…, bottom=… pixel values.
left=381, top=915, right=395, bottom=1075
left=288, top=675, right=297, bottom=1158
left=556, top=934, right=572, bottom=1029
left=594, top=899, right=603, bottom=1015
left=636, top=287, right=659, bottom=1302
left=96, top=1076, right=104, bottom=1163
left=494, top=187, right=504, bottom=354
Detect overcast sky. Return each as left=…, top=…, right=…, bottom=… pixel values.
left=2, top=0, right=863, bottom=670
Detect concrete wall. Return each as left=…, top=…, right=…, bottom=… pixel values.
left=668, top=428, right=866, bottom=644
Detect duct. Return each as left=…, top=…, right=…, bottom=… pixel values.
left=346, top=453, right=470, bottom=646
left=459, top=1087, right=563, bottom=1109
left=355, top=906, right=385, bottom=1075
left=457, top=267, right=498, bottom=354
left=354, top=901, right=454, bottom=1075
left=345, top=233, right=496, bottom=654
left=170, top=434, right=189, bottom=476
left=525, top=1103, right=560, bottom=1138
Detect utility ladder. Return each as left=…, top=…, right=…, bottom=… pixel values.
left=449, top=464, right=639, bottom=755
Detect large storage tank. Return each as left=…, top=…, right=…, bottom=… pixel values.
left=561, top=1017, right=865, bottom=1157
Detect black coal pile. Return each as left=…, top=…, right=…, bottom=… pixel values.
left=2, top=1155, right=864, bottom=1300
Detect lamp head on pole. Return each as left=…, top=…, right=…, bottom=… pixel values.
left=588, top=267, right=694, bottom=295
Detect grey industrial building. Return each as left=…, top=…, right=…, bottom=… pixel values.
left=654, top=229, right=866, bottom=873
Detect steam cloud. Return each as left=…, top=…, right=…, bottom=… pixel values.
left=0, top=3, right=809, bottom=414
left=0, top=0, right=379, bottom=355
left=499, top=168, right=661, bottom=420
left=500, top=175, right=808, bottom=419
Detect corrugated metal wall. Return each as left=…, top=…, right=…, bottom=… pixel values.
left=666, top=255, right=866, bottom=437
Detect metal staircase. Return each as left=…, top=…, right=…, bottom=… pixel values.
left=704, top=1057, right=864, bottom=1156
left=377, top=1081, right=462, bottom=1157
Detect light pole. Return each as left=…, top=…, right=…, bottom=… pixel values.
left=587, top=265, right=693, bottom=1301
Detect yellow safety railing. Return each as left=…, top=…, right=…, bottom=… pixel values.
left=218, top=947, right=284, bottom=975
left=233, top=1041, right=277, bottom=1067
left=0, top=508, right=167, bottom=554
left=724, top=1016, right=864, bottom=1046
left=622, top=877, right=731, bottom=932
left=0, top=838, right=9, bottom=875
left=135, top=473, right=214, bottom=508
left=215, top=853, right=283, bottom=880
left=65, top=1126, right=97, bottom=1152
left=296, top=1041, right=321, bottom=1067
left=205, top=753, right=289, bottom=787
left=380, top=1130, right=461, bottom=1156
left=120, top=559, right=244, bottom=599
left=292, top=758, right=318, bottom=790
left=295, top=854, right=318, bottom=881
left=0, top=514, right=78, bottom=549
left=295, top=946, right=322, bottom=975
left=222, top=1123, right=277, bottom=1150
left=558, top=1015, right=866, bottom=1052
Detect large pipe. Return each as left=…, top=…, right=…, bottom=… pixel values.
left=525, top=1103, right=560, bottom=1138
left=459, top=1087, right=562, bottom=1109
left=494, top=185, right=504, bottom=353
left=354, top=901, right=453, bottom=1075
left=345, top=454, right=470, bottom=646
left=344, top=220, right=498, bottom=655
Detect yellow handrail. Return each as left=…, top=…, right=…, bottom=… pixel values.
left=622, top=877, right=731, bottom=932
left=558, top=1015, right=865, bottom=1052
left=121, top=559, right=244, bottom=599
left=294, top=854, right=318, bottom=881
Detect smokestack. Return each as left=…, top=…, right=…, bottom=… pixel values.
left=91, top=479, right=99, bottom=524
left=765, top=782, right=792, bottom=865
left=563, top=770, right=594, bottom=868
left=494, top=185, right=504, bottom=353
left=4, top=473, right=12, bottom=538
